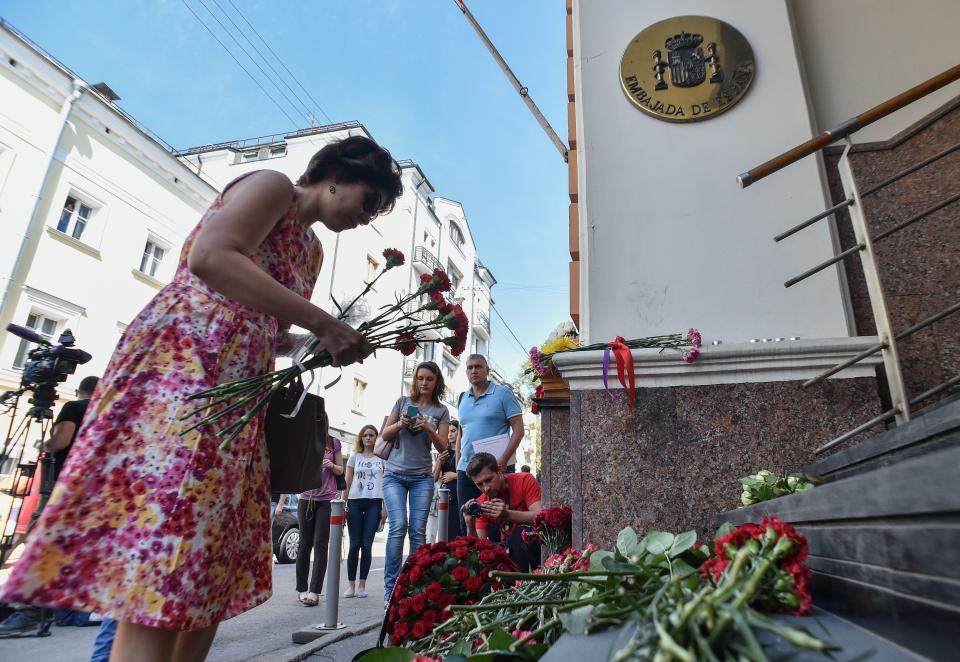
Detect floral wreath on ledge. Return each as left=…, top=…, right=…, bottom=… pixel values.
left=523, top=323, right=702, bottom=413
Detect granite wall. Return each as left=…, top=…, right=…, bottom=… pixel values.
left=824, top=96, right=960, bottom=410
left=551, top=378, right=879, bottom=549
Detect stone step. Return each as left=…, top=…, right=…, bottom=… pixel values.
left=718, top=443, right=960, bottom=661
left=803, top=396, right=960, bottom=483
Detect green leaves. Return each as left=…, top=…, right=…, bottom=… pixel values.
left=558, top=605, right=594, bottom=635
left=355, top=648, right=416, bottom=662
left=616, top=527, right=640, bottom=558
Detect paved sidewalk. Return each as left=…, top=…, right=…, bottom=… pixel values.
left=0, top=532, right=394, bottom=661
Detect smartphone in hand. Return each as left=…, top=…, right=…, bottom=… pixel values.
left=406, top=405, right=419, bottom=418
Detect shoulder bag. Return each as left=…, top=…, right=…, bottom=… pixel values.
left=264, top=376, right=329, bottom=493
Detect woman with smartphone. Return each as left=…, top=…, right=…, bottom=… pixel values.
left=376, top=361, right=449, bottom=605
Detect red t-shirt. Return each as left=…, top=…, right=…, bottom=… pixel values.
left=475, top=473, right=542, bottom=534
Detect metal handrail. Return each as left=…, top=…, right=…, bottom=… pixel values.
left=738, top=64, right=960, bottom=187
left=774, top=141, right=960, bottom=242
left=741, top=82, right=959, bottom=453
left=803, top=301, right=960, bottom=387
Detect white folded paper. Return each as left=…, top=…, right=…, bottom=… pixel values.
left=471, top=433, right=516, bottom=466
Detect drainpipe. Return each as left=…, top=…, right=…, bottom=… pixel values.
left=0, top=79, right=87, bottom=349
left=400, top=176, right=428, bottom=396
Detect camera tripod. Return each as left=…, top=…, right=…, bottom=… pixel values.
left=0, top=388, right=56, bottom=638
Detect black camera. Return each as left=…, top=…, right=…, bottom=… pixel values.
left=462, top=501, right=482, bottom=517
left=6, top=324, right=92, bottom=415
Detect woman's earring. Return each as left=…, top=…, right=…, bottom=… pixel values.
left=329, top=184, right=337, bottom=194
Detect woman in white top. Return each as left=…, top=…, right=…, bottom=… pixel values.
left=343, top=425, right=385, bottom=598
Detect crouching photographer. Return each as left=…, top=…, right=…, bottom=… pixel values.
left=462, top=452, right=542, bottom=571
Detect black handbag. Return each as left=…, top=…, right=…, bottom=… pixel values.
left=264, top=378, right=329, bottom=493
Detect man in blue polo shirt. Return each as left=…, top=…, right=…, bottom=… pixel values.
left=456, top=354, right=524, bottom=536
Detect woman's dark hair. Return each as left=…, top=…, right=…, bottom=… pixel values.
left=297, top=135, right=403, bottom=216
left=409, top=361, right=445, bottom=404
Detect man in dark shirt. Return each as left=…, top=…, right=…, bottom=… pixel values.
left=46, top=375, right=98, bottom=480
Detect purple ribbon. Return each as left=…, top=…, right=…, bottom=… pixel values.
left=602, top=347, right=615, bottom=400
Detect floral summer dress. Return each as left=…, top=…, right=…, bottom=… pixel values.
left=0, top=173, right=322, bottom=631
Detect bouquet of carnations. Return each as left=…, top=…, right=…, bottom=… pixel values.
left=179, top=249, right=469, bottom=448
left=700, top=516, right=813, bottom=615
left=386, top=536, right=518, bottom=648
left=739, top=469, right=815, bottom=506
left=522, top=506, right=572, bottom=556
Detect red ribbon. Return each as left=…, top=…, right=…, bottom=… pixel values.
left=606, top=336, right=636, bottom=411
left=330, top=515, right=345, bottom=526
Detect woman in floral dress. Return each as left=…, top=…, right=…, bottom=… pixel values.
left=0, top=136, right=403, bottom=661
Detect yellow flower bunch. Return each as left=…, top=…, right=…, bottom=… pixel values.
left=540, top=336, right=578, bottom=357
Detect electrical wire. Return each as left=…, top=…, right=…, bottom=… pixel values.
left=180, top=0, right=300, bottom=129
left=226, top=0, right=334, bottom=124
left=490, top=304, right=530, bottom=355
left=206, top=0, right=318, bottom=126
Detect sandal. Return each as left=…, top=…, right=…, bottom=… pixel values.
left=299, top=591, right=318, bottom=606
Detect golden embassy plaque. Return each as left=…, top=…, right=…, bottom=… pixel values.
left=620, top=16, right=754, bottom=122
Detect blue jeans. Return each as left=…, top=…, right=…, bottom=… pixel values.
left=346, top=498, right=382, bottom=581
left=89, top=617, right=118, bottom=662
left=382, top=472, right=434, bottom=601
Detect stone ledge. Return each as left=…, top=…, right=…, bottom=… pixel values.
left=551, top=337, right=883, bottom=390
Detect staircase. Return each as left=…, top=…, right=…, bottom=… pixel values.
left=718, top=397, right=960, bottom=660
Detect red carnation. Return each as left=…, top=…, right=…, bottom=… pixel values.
left=479, top=549, right=497, bottom=563
left=431, top=552, right=447, bottom=564
left=420, top=273, right=432, bottom=284
left=464, top=575, right=484, bottom=593
left=451, top=565, right=470, bottom=582
left=397, top=599, right=411, bottom=617
left=409, top=565, right=423, bottom=583
left=451, top=545, right=470, bottom=560
left=415, top=553, right=433, bottom=567
left=396, top=333, right=418, bottom=356
left=394, top=622, right=410, bottom=639
left=411, top=592, right=427, bottom=612
left=382, top=247, right=405, bottom=268
left=412, top=620, right=428, bottom=638
left=438, top=593, right=455, bottom=609
left=424, top=582, right=444, bottom=601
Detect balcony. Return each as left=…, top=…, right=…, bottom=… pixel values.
left=472, top=311, right=490, bottom=336
left=413, top=245, right=441, bottom=274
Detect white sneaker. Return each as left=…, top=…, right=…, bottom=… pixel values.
left=356, top=587, right=368, bottom=598
left=343, top=587, right=356, bottom=598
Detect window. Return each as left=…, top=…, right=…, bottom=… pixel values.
left=449, top=222, right=466, bottom=251
left=442, top=355, right=458, bottom=382
left=446, top=262, right=462, bottom=292
left=139, top=240, right=166, bottom=278
left=241, top=150, right=260, bottom=163
left=13, top=313, right=58, bottom=368
left=352, top=378, right=367, bottom=413
left=56, top=195, right=94, bottom=240
left=269, top=145, right=287, bottom=158
left=365, top=255, right=380, bottom=285
left=475, top=336, right=488, bottom=356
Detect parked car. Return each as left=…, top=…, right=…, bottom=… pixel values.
left=272, top=494, right=299, bottom=564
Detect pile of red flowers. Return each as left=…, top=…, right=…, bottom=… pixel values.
left=522, top=505, right=572, bottom=555
left=700, top=516, right=812, bottom=615
left=536, top=543, right=598, bottom=574
left=386, top=536, right=518, bottom=647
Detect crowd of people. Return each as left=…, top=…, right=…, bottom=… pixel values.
left=0, top=136, right=541, bottom=661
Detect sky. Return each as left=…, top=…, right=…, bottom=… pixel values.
left=0, top=0, right=570, bottom=379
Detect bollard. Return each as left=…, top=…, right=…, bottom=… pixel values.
left=437, top=488, right=450, bottom=542
left=318, top=499, right=346, bottom=631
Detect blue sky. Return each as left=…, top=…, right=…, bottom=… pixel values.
left=1, top=0, right=569, bottom=378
